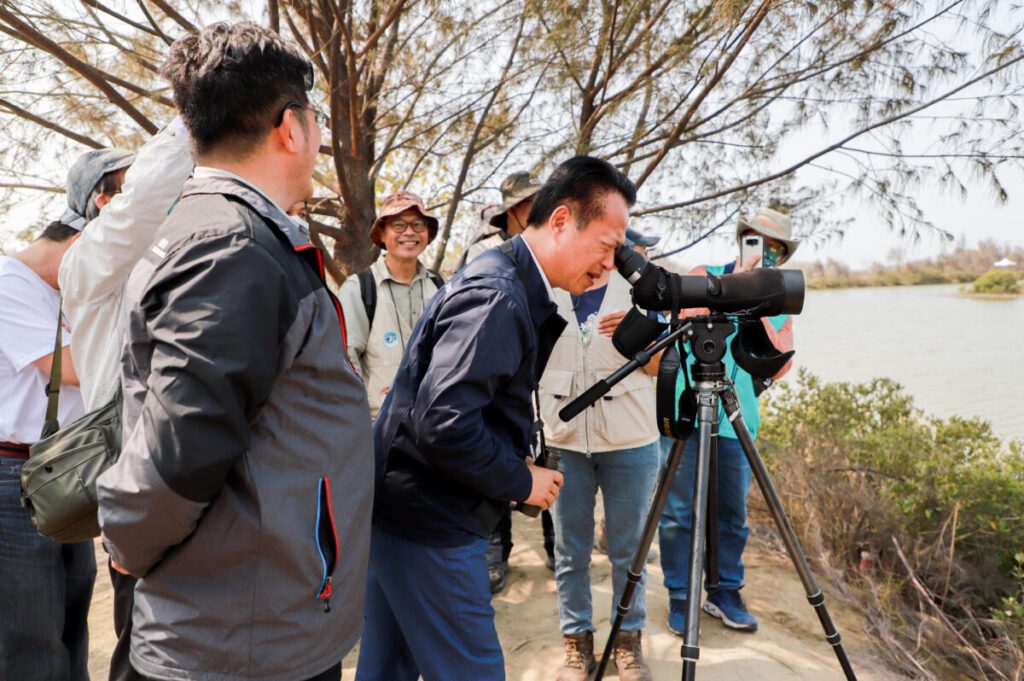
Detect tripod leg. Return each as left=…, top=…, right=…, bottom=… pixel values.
left=720, top=389, right=858, bottom=681
left=593, top=438, right=687, bottom=681
left=680, top=394, right=717, bottom=681
left=705, top=419, right=720, bottom=593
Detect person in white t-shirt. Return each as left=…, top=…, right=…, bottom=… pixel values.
left=0, top=214, right=114, bottom=678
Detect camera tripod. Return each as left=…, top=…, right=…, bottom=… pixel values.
left=560, top=316, right=857, bottom=681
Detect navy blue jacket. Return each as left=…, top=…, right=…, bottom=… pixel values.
left=373, top=236, right=567, bottom=547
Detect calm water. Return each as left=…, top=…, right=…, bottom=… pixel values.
left=786, top=284, right=1024, bottom=441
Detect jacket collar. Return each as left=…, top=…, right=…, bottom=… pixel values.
left=507, top=236, right=560, bottom=329
left=505, top=236, right=566, bottom=379
left=181, top=176, right=310, bottom=249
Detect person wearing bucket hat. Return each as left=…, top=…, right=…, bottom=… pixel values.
left=458, top=171, right=542, bottom=269
left=58, top=118, right=194, bottom=681
left=340, top=190, right=445, bottom=420
left=58, top=148, right=136, bottom=230
left=735, top=206, right=799, bottom=266
left=657, top=206, right=797, bottom=639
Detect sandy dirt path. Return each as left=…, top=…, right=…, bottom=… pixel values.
left=88, top=517, right=906, bottom=680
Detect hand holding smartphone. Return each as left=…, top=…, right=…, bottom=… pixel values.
left=739, top=234, right=763, bottom=269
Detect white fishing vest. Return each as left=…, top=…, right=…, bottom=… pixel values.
left=538, top=272, right=659, bottom=454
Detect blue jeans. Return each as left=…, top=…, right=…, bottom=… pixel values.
left=355, top=526, right=504, bottom=681
left=551, top=442, right=660, bottom=634
left=658, top=437, right=751, bottom=599
left=0, top=455, right=95, bottom=681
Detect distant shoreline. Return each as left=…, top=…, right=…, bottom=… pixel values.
left=955, top=289, right=1023, bottom=300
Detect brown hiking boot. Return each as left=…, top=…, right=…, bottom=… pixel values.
left=555, top=631, right=596, bottom=681
left=613, top=631, right=652, bottom=681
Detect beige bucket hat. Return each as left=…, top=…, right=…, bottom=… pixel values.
left=369, top=191, right=439, bottom=248
left=736, top=207, right=800, bottom=263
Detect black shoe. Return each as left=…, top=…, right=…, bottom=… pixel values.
left=489, top=561, right=508, bottom=593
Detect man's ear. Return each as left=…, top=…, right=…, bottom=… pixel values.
left=549, top=204, right=573, bottom=236
left=95, top=192, right=112, bottom=212
left=275, top=109, right=306, bottom=154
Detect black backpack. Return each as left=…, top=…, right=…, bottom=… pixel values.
left=356, top=268, right=444, bottom=327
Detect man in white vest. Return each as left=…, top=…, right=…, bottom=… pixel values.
left=339, top=191, right=444, bottom=420
left=542, top=227, right=663, bottom=681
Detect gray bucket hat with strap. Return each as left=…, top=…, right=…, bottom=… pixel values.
left=60, top=148, right=136, bottom=230
left=489, top=171, right=542, bottom=229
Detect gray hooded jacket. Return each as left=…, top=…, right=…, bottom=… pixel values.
left=97, top=176, right=373, bottom=681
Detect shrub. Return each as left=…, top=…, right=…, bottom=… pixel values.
left=972, top=269, right=1021, bottom=294
left=759, top=371, right=1024, bottom=679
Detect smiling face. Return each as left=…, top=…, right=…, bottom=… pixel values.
left=381, top=208, right=430, bottom=259
left=549, top=191, right=629, bottom=295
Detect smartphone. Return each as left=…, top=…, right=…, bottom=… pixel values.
left=740, top=234, right=763, bottom=268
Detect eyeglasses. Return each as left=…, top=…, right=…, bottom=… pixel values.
left=387, top=219, right=428, bottom=234
left=277, top=101, right=330, bottom=130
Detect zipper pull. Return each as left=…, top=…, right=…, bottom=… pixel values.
left=320, top=577, right=333, bottom=613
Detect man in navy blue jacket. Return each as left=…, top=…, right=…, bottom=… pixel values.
left=357, top=156, right=636, bottom=680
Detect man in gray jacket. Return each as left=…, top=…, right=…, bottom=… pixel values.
left=97, top=22, right=373, bottom=681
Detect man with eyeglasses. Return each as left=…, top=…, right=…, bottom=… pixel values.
left=96, top=22, right=372, bottom=681
left=339, top=191, right=444, bottom=420
left=658, top=206, right=798, bottom=639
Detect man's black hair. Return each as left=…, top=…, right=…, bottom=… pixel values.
left=38, top=221, right=78, bottom=243
left=161, top=21, right=313, bottom=158
left=527, top=156, right=637, bottom=229
left=84, top=168, right=128, bottom=222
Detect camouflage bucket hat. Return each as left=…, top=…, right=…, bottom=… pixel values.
left=489, top=171, right=542, bottom=229
left=369, top=190, right=439, bottom=248
left=736, top=207, right=800, bottom=264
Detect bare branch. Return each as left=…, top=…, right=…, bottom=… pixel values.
left=0, top=97, right=104, bottom=148
left=268, top=0, right=280, bottom=33
left=147, top=0, right=197, bottom=34
left=0, top=8, right=158, bottom=133
left=635, top=52, right=1024, bottom=216
left=81, top=0, right=162, bottom=38
left=0, top=182, right=64, bottom=193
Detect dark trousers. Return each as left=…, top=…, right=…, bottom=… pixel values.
left=0, top=455, right=95, bottom=681
left=356, top=526, right=504, bottom=680
left=109, top=563, right=143, bottom=681
left=485, top=505, right=555, bottom=567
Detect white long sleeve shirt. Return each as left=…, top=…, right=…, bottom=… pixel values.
left=58, top=119, right=194, bottom=409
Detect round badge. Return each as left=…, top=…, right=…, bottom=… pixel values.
left=383, top=331, right=400, bottom=348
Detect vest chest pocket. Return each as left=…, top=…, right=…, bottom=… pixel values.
left=538, top=369, right=576, bottom=440
left=593, top=376, right=657, bottom=446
